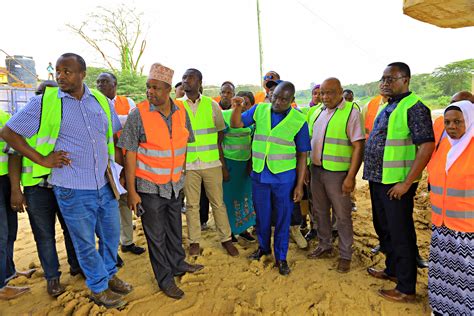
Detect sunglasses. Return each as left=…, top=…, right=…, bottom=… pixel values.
left=263, top=75, right=274, bottom=80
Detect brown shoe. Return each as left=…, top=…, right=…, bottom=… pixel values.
left=378, top=288, right=416, bottom=303
left=307, top=247, right=333, bottom=259
left=189, top=243, right=200, bottom=256
left=161, top=282, right=184, bottom=300
left=0, top=286, right=30, bottom=300
left=108, top=275, right=133, bottom=295
left=367, top=267, right=398, bottom=283
left=337, top=259, right=351, bottom=273
left=222, top=240, right=239, bottom=256
left=90, top=289, right=126, bottom=309
left=47, top=278, right=66, bottom=297
left=174, top=262, right=204, bottom=276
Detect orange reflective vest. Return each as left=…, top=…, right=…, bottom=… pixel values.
left=365, top=95, right=383, bottom=138
left=114, top=96, right=131, bottom=115
left=427, top=136, right=474, bottom=233
left=433, top=116, right=445, bottom=146
left=135, top=100, right=189, bottom=185
left=254, top=91, right=266, bottom=104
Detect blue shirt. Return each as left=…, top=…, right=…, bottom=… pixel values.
left=241, top=104, right=311, bottom=184
left=7, top=84, right=122, bottom=190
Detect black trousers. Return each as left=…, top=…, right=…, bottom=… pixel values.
left=140, top=191, right=187, bottom=289
left=369, top=181, right=418, bottom=294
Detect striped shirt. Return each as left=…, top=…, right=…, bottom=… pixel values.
left=6, top=84, right=121, bottom=190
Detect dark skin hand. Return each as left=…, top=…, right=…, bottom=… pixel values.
left=8, top=154, right=27, bottom=212
left=294, top=151, right=307, bottom=202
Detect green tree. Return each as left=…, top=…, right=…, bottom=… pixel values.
left=431, top=59, right=474, bottom=96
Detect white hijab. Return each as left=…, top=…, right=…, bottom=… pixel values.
left=445, top=100, right=474, bottom=173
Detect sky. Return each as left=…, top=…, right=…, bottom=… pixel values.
left=1, top=0, right=473, bottom=90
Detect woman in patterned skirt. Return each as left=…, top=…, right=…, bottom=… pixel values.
left=427, top=100, right=474, bottom=315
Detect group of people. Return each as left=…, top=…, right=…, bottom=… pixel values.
left=0, top=54, right=472, bottom=315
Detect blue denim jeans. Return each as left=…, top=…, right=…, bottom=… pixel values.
left=0, top=175, right=17, bottom=289
left=24, top=185, right=80, bottom=280
left=53, top=184, right=120, bottom=293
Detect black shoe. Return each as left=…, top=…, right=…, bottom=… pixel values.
left=416, top=254, right=429, bottom=269
left=231, top=234, right=238, bottom=243
left=248, top=248, right=270, bottom=261
left=70, top=268, right=85, bottom=278
left=47, top=278, right=66, bottom=297
left=116, top=254, right=124, bottom=268
left=121, top=243, right=146, bottom=255
left=275, top=260, right=290, bottom=275
left=161, top=283, right=184, bottom=300
left=239, top=231, right=256, bottom=242
left=304, top=229, right=317, bottom=241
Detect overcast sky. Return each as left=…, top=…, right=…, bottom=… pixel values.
left=1, top=0, right=473, bottom=90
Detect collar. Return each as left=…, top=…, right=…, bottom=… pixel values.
left=57, top=84, right=92, bottom=100
left=388, top=91, right=411, bottom=104
left=271, top=105, right=292, bottom=115
left=149, top=98, right=179, bottom=113
left=182, top=93, right=201, bottom=103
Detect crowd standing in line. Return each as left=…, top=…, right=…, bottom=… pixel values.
left=0, top=55, right=472, bottom=315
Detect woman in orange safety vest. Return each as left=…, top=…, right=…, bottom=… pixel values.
left=426, top=100, right=473, bottom=316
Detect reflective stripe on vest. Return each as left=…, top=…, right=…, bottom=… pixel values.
left=381, top=92, right=428, bottom=184
left=21, top=136, right=43, bottom=187
left=427, top=136, right=474, bottom=232
left=32, top=87, right=115, bottom=179
left=0, top=110, right=11, bottom=176
left=135, top=100, right=189, bottom=185
left=221, top=109, right=252, bottom=161
left=252, top=103, right=306, bottom=174
left=313, top=101, right=357, bottom=171
left=179, top=96, right=219, bottom=164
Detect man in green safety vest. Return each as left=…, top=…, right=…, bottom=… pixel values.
left=306, top=78, right=365, bottom=274
left=231, top=81, right=311, bottom=276
left=364, top=62, right=435, bottom=303
left=180, top=68, right=238, bottom=257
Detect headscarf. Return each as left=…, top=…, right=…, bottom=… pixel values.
left=309, top=84, right=321, bottom=107
left=444, top=100, right=474, bottom=172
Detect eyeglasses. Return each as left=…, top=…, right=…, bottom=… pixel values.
left=379, top=76, right=406, bottom=84
left=263, top=75, right=274, bottom=80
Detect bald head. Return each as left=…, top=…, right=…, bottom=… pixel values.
left=451, top=91, right=474, bottom=104
left=271, top=81, right=295, bottom=113
left=320, top=77, right=343, bottom=109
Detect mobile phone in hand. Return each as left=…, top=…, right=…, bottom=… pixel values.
left=136, top=203, right=146, bottom=217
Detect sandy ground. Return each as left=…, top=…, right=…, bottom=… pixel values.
left=0, top=172, right=433, bottom=315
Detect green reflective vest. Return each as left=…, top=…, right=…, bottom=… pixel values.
left=252, top=103, right=306, bottom=174
left=382, top=92, right=428, bottom=184
left=31, top=87, right=115, bottom=179
left=313, top=102, right=358, bottom=171
left=222, top=109, right=252, bottom=161
left=0, top=110, right=11, bottom=176
left=307, top=104, right=323, bottom=137
left=182, top=96, right=219, bottom=164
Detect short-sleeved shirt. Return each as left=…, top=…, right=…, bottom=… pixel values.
left=182, top=94, right=226, bottom=171
left=117, top=99, right=194, bottom=199
left=311, top=100, right=365, bottom=166
left=6, top=84, right=122, bottom=190
left=363, top=91, right=434, bottom=183
left=241, top=104, right=311, bottom=184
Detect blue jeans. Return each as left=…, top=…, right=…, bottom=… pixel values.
left=252, top=179, right=294, bottom=261
left=53, top=184, right=120, bottom=293
left=24, top=185, right=80, bottom=280
left=0, top=175, right=17, bottom=289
